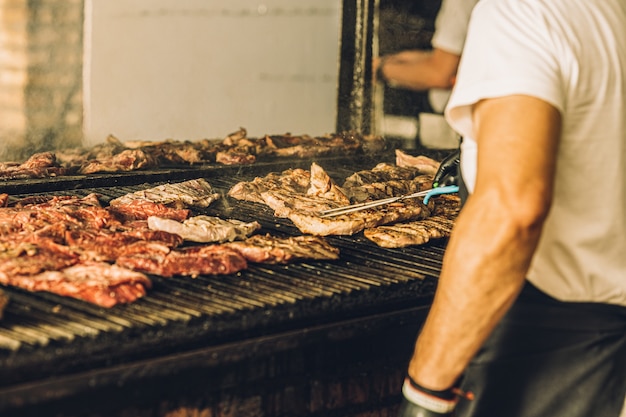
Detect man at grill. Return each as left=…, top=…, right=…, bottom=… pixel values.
left=396, top=0, right=626, bottom=416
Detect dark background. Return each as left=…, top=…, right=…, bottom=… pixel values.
left=378, top=0, right=443, bottom=118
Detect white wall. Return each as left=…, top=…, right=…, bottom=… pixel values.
left=83, top=0, right=341, bottom=145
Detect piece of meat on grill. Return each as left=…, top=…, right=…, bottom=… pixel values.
left=232, top=162, right=432, bottom=236
left=395, top=149, right=441, bottom=176
left=221, top=127, right=248, bottom=146
left=148, top=215, right=261, bottom=243
left=261, top=131, right=366, bottom=158
left=109, top=178, right=221, bottom=209
left=363, top=215, right=456, bottom=248
left=65, top=227, right=183, bottom=262
left=363, top=194, right=461, bottom=248
left=285, top=200, right=431, bottom=236
left=216, top=149, right=256, bottom=165
left=108, top=200, right=190, bottom=222
left=344, top=176, right=434, bottom=204
left=78, top=148, right=158, bottom=174
left=116, top=244, right=248, bottom=278
left=343, top=162, right=428, bottom=188
left=0, top=152, right=70, bottom=179
left=307, top=162, right=350, bottom=204
left=260, top=189, right=339, bottom=218
left=86, top=135, right=128, bottom=159
left=224, top=234, right=340, bottom=264
left=228, top=168, right=311, bottom=204
left=0, top=193, right=114, bottom=234
left=0, top=262, right=152, bottom=308
left=141, top=141, right=210, bottom=165
left=0, top=237, right=80, bottom=276
left=430, top=194, right=462, bottom=217
left=249, top=162, right=349, bottom=218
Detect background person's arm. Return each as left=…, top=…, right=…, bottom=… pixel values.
left=374, top=48, right=460, bottom=90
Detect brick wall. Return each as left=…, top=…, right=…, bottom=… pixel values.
left=0, top=0, right=83, bottom=161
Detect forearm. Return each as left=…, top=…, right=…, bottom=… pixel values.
left=377, top=49, right=459, bottom=91
left=408, top=194, right=543, bottom=389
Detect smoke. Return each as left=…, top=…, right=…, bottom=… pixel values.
left=0, top=129, right=58, bottom=162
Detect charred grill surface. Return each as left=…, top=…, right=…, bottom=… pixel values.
left=0, top=154, right=446, bottom=411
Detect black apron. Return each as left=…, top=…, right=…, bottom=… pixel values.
left=456, top=282, right=626, bottom=417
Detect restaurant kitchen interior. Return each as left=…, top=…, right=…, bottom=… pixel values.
left=0, top=1, right=449, bottom=416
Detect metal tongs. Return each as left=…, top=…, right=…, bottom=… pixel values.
left=317, top=185, right=460, bottom=218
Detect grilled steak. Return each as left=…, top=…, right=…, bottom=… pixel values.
left=307, top=162, right=351, bottom=204
left=139, top=141, right=211, bottom=165
left=363, top=215, right=456, bottom=248
left=228, top=168, right=311, bottom=204
left=0, top=193, right=186, bottom=306
left=1, top=128, right=385, bottom=181
left=363, top=195, right=461, bottom=248
left=0, top=237, right=79, bottom=276
left=229, top=162, right=434, bottom=236
left=78, top=148, right=158, bottom=174
left=344, top=176, right=434, bottom=204
left=261, top=189, right=340, bottom=218
left=147, top=215, right=261, bottom=243
left=0, top=152, right=70, bottom=179
left=216, top=150, right=256, bottom=165
left=285, top=200, right=430, bottom=236
left=116, top=244, right=248, bottom=278
left=0, top=194, right=117, bottom=235
left=343, top=162, right=428, bottom=188
left=395, top=149, right=440, bottom=175
left=224, top=234, right=340, bottom=263
left=108, top=200, right=190, bottom=222
left=0, top=262, right=151, bottom=308
left=64, top=227, right=183, bottom=262
left=110, top=178, right=221, bottom=209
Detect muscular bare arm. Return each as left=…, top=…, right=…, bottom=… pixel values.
left=407, top=95, right=562, bottom=390
left=374, top=48, right=460, bottom=90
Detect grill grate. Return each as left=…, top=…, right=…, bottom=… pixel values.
left=0, top=159, right=445, bottom=410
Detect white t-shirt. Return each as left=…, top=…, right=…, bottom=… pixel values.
left=427, top=0, right=480, bottom=113
left=445, top=0, right=626, bottom=306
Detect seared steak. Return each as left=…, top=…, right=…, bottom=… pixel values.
left=147, top=215, right=261, bottom=243
left=225, top=234, right=340, bottom=263
left=0, top=152, right=69, bottom=179
left=116, top=244, right=248, bottom=278
left=363, top=195, right=461, bottom=248
left=228, top=168, right=311, bottom=204
left=78, top=148, right=158, bottom=174
left=110, top=178, right=221, bottom=209
left=0, top=262, right=151, bottom=308
left=395, top=149, right=440, bottom=175
left=108, top=200, right=190, bottom=222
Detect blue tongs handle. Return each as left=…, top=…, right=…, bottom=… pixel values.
left=423, top=185, right=460, bottom=205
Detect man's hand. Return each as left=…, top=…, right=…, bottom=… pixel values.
left=397, top=377, right=458, bottom=417
left=433, top=149, right=461, bottom=188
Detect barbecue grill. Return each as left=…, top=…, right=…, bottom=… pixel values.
left=0, top=148, right=448, bottom=416
left=0, top=2, right=452, bottom=416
